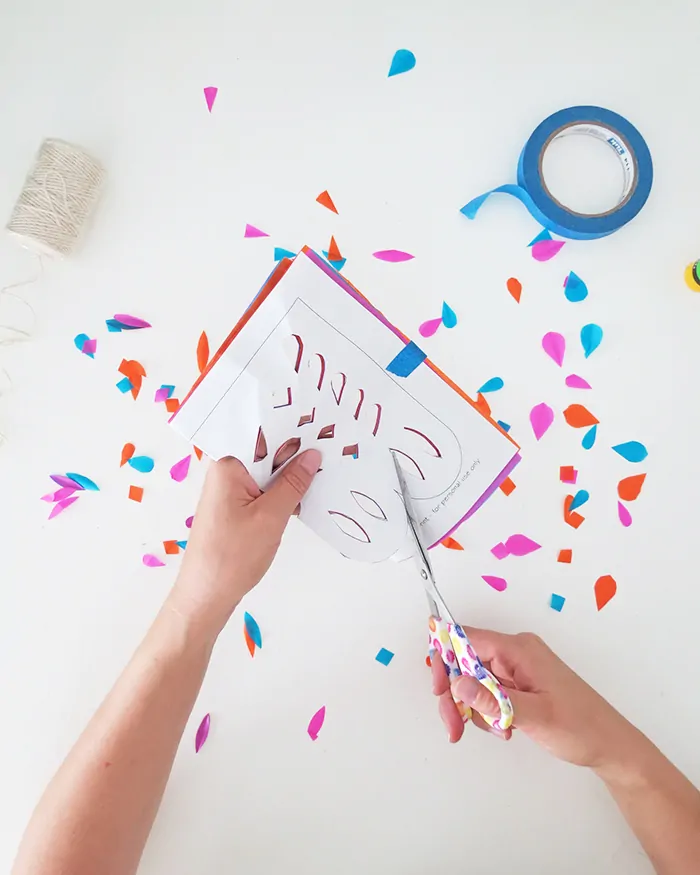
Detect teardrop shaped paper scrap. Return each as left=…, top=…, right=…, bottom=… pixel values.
left=582, top=425, right=597, bottom=449
left=618, top=473, right=646, bottom=501
left=563, top=404, right=599, bottom=428
left=595, top=574, right=617, bottom=611
left=244, top=223, right=269, bottom=238
left=142, top=554, right=165, bottom=567
left=244, top=612, right=262, bottom=649
left=580, top=323, right=603, bottom=358
left=564, top=271, right=588, bottom=302
left=506, top=277, right=522, bottom=303
left=418, top=317, right=442, bottom=338
left=568, top=490, right=589, bottom=512
left=127, top=455, right=155, bottom=473
left=388, top=49, right=416, bottom=77
left=373, top=249, right=414, bottom=262
left=482, top=575, right=507, bottom=592
left=612, top=441, right=648, bottom=463
left=530, top=402, right=554, bottom=440
left=65, top=472, right=99, bottom=491
left=197, top=331, right=209, bottom=373
left=504, top=534, right=541, bottom=556
left=195, top=713, right=211, bottom=752
left=477, top=377, right=504, bottom=394
left=441, top=302, right=458, bottom=328
left=565, top=374, right=591, bottom=389
left=441, top=536, right=463, bottom=550
left=203, top=86, right=218, bottom=113
left=51, top=473, right=83, bottom=490
left=307, top=706, right=326, bottom=740
left=170, top=455, right=192, bottom=482
left=618, top=501, right=632, bottom=527
left=532, top=239, right=565, bottom=262
left=542, top=332, right=565, bottom=367
left=113, top=314, right=152, bottom=329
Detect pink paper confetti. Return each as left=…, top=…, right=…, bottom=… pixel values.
left=154, top=387, right=171, bottom=403
left=482, top=575, right=507, bottom=592
left=41, top=486, right=77, bottom=502
left=48, top=495, right=79, bottom=519
left=195, top=713, right=211, bottom=752
left=244, top=223, right=269, bottom=238
left=565, top=374, right=592, bottom=389
left=113, top=314, right=152, bottom=329
left=82, top=338, right=97, bottom=356
left=618, top=501, right=633, bottom=527
left=142, top=554, right=165, bottom=568
left=185, top=515, right=194, bottom=528
left=170, top=455, right=192, bottom=482
left=50, top=474, right=83, bottom=490
left=307, top=706, right=326, bottom=741
left=372, top=249, right=414, bottom=263
left=531, top=239, right=565, bottom=261
left=418, top=317, right=442, bottom=338
left=504, top=534, right=541, bottom=556
left=491, top=542, right=509, bottom=560
left=203, top=86, right=218, bottom=113
left=529, top=403, right=554, bottom=441
left=542, top=332, right=565, bottom=367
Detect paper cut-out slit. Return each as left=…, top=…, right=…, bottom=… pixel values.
left=298, top=409, right=316, bottom=426
left=354, top=389, right=365, bottom=420
left=328, top=511, right=371, bottom=543
left=314, top=353, right=326, bottom=390
left=271, top=437, right=301, bottom=472
left=343, top=443, right=359, bottom=458
left=372, top=404, right=382, bottom=436
left=317, top=424, right=335, bottom=439
left=292, top=335, right=303, bottom=373
left=273, top=388, right=292, bottom=408
left=389, top=447, right=425, bottom=480
left=254, top=427, right=268, bottom=462
left=350, top=490, right=387, bottom=520
left=331, top=373, right=347, bottom=405
left=403, top=427, right=442, bottom=457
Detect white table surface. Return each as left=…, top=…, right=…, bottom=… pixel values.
left=1, top=0, right=699, bottom=872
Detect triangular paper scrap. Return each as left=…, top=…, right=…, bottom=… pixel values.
left=244, top=224, right=269, bottom=238
left=316, top=190, right=338, bottom=214
left=203, top=86, right=218, bottom=112
left=327, top=236, right=342, bottom=263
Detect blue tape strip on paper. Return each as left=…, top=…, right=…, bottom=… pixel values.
left=386, top=341, right=426, bottom=377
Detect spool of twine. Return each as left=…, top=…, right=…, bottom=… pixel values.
left=6, top=138, right=105, bottom=257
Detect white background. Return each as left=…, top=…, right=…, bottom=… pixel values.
left=1, top=1, right=699, bottom=872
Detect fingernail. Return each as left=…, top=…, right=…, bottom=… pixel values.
left=299, top=449, right=322, bottom=474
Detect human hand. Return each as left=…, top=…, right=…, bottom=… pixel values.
left=168, top=449, right=321, bottom=638
left=431, top=628, right=643, bottom=770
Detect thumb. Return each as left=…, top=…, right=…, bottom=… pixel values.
left=259, top=449, right=322, bottom=520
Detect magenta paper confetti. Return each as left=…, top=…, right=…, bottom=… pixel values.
left=48, top=496, right=79, bottom=519
left=482, top=575, right=507, bottom=592
left=203, top=86, right=218, bottom=113
left=307, top=706, right=326, bottom=741
left=531, top=239, right=565, bottom=261
left=565, top=374, right=592, bottom=389
left=170, top=455, right=192, bottom=482
left=504, top=534, right=541, bottom=556
left=618, top=502, right=633, bottom=527
left=372, top=249, right=414, bottom=263
left=244, top=223, right=269, bottom=238
left=530, top=403, right=554, bottom=441
left=490, top=542, right=509, bottom=560
left=82, top=338, right=97, bottom=356
left=50, top=474, right=83, bottom=490
left=142, top=554, right=165, bottom=568
left=542, top=332, right=565, bottom=367
left=185, top=515, right=194, bottom=529
left=418, top=317, right=442, bottom=338
left=113, top=314, right=152, bottom=329
left=41, top=486, right=77, bottom=502
left=195, top=713, right=211, bottom=752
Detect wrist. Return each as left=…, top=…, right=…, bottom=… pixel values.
left=594, top=725, right=660, bottom=791
left=163, top=582, right=238, bottom=649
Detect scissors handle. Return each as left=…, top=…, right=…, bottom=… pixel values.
left=428, top=616, right=514, bottom=731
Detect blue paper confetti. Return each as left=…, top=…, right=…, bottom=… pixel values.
left=569, top=489, right=589, bottom=512
left=273, top=247, right=296, bottom=262
left=477, top=377, right=504, bottom=394
left=612, top=441, right=648, bottom=463
left=582, top=424, right=597, bottom=450
left=441, top=301, right=458, bottom=329
left=386, top=341, right=426, bottom=377
left=116, top=377, right=133, bottom=393
left=580, top=323, right=603, bottom=358
left=528, top=229, right=552, bottom=246
left=127, top=456, right=155, bottom=473
left=550, top=593, right=566, bottom=612
left=106, top=319, right=141, bottom=332
left=244, top=612, right=262, bottom=649
left=564, top=271, right=588, bottom=303
left=74, top=333, right=90, bottom=353
left=388, top=49, right=416, bottom=77
left=496, top=420, right=511, bottom=433
left=159, top=384, right=175, bottom=399
left=322, top=250, right=347, bottom=271
left=65, top=472, right=99, bottom=491
left=375, top=647, right=395, bottom=666
left=176, top=540, right=188, bottom=550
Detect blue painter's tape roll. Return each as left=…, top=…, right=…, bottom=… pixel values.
left=461, top=106, right=653, bottom=241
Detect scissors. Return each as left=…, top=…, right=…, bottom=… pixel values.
left=391, top=451, right=514, bottom=731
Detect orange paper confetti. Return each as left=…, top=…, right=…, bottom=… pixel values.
left=499, top=477, right=516, bottom=496
left=618, top=473, right=646, bottom=501
left=243, top=626, right=256, bottom=657
left=559, top=465, right=576, bottom=483
left=120, top=442, right=135, bottom=467
left=473, top=392, right=491, bottom=417
left=193, top=446, right=203, bottom=461
left=128, top=485, right=143, bottom=503
left=165, top=398, right=180, bottom=413
left=506, top=277, right=522, bottom=303
left=118, top=359, right=147, bottom=400
left=595, top=574, right=617, bottom=611
left=197, top=331, right=209, bottom=374
left=563, top=404, right=599, bottom=428
left=441, top=536, right=464, bottom=550
left=163, top=540, right=180, bottom=555
left=564, top=494, right=585, bottom=529
left=316, top=190, right=338, bottom=214
left=327, top=235, right=342, bottom=263
left=557, top=549, right=572, bottom=564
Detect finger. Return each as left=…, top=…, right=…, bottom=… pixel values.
left=438, top=691, right=465, bottom=743
left=206, top=457, right=262, bottom=505
left=451, top=675, right=500, bottom=719
left=471, top=710, right=513, bottom=741
left=430, top=652, right=450, bottom=696
left=458, top=626, right=524, bottom=680
left=257, top=449, right=322, bottom=520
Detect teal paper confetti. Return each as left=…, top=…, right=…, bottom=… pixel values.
left=564, top=271, right=588, bottom=303
left=322, top=250, right=347, bottom=271
left=528, top=229, right=552, bottom=246
left=273, top=247, right=296, bottom=262
left=375, top=647, right=395, bottom=666
left=388, top=49, right=416, bottom=77
left=65, top=472, right=99, bottom=491
left=612, top=441, right=648, bottom=463
left=127, top=456, right=155, bottom=473
left=441, top=302, right=458, bottom=328
left=244, top=612, right=262, bottom=648
left=116, top=377, right=133, bottom=393
left=176, top=540, right=188, bottom=550
left=568, top=489, right=589, bottom=511
left=582, top=425, right=597, bottom=449
left=550, top=593, right=566, bottom=612
left=580, top=323, right=603, bottom=358
left=496, top=420, right=511, bottom=433
left=477, top=377, right=504, bottom=394
left=386, top=341, right=426, bottom=377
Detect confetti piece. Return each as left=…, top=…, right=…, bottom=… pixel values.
left=316, top=190, right=338, bottom=213
left=375, top=647, right=394, bottom=666
left=274, top=247, right=296, bottom=262
left=163, top=540, right=180, bottom=555
left=244, top=223, right=269, bottom=238
left=170, top=455, right=191, bottom=482
left=612, top=441, right=648, bottom=463
left=322, top=250, right=347, bottom=271
left=177, top=540, right=187, bottom=550
left=128, top=485, right=143, bottom=503
left=530, top=402, right=554, bottom=441
left=558, top=549, right=572, bottom=564
left=497, top=420, right=511, bottom=433
left=564, top=271, right=588, bottom=302
left=50, top=474, right=83, bottom=490
left=117, top=377, right=133, bottom=393
left=386, top=341, right=426, bottom=377
left=618, top=501, right=632, bottom=527
left=528, top=229, right=552, bottom=246
left=582, top=425, right=597, bottom=449
left=563, top=404, right=599, bottom=428
left=499, top=477, right=516, bottom=496
left=203, top=86, right=217, bottom=113
left=441, top=302, right=458, bottom=329
left=120, top=443, right=135, bottom=466
left=195, top=713, right=211, bottom=752
left=196, top=333, right=209, bottom=375
left=560, top=466, right=577, bottom=484
left=307, top=706, right=326, bottom=741
left=618, top=473, right=646, bottom=501
left=473, top=393, right=491, bottom=417
left=154, top=387, right=171, bottom=403
left=244, top=612, right=262, bottom=649
left=48, top=496, right=79, bottom=519
left=491, top=542, right=509, bottom=560
left=532, top=239, right=565, bottom=261
left=550, top=593, right=566, bottom=612
left=595, top=574, right=617, bottom=611
left=504, top=534, right=541, bottom=556
left=243, top=626, right=256, bottom=658
left=193, top=446, right=203, bottom=461
left=41, top=486, right=76, bottom=502
left=185, top=515, right=194, bottom=528
left=74, top=333, right=95, bottom=357
left=441, top=536, right=464, bottom=550
left=477, top=377, right=504, bottom=394
left=64, top=472, right=99, bottom=491
left=373, top=249, right=414, bottom=263
left=128, top=456, right=155, bottom=473
left=165, top=398, right=180, bottom=413
left=113, top=314, right=152, bottom=329
left=565, top=374, right=591, bottom=389
left=569, top=490, right=589, bottom=511
left=388, top=48, right=416, bottom=77
left=142, top=554, right=165, bottom=568
left=327, top=236, right=342, bottom=263
left=542, top=332, right=565, bottom=367
left=581, top=323, right=603, bottom=358
left=506, top=277, right=522, bottom=303
left=106, top=319, right=123, bottom=332
left=564, top=495, right=585, bottom=529
left=118, top=359, right=146, bottom=399
left=418, top=317, right=442, bottom=338
left=482, top=575, right=507, bottom=592
left=82, top=337, right=97, bottom=357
